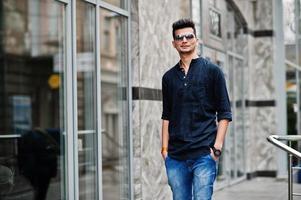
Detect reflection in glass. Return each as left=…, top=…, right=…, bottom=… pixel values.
left=0, top=0, right=66, bottom=199
left=286, top=64, right=298, bottom=164
left=100, top=8, right=129, bottom=200
left=76, top=1, right=97, bottom=199
left=286, top=64, right=297, bottom=136
left=209, top=9, right=221, bottom=38
left=102, top=0, right=126, bottom=9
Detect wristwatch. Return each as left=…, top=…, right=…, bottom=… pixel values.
left=212, top=146, right=222, bottom=157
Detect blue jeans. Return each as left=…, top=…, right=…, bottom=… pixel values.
left=165, top=154, right=217, bottom=200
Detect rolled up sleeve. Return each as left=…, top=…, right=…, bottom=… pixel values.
left=214, top=68, right=232, bottom=122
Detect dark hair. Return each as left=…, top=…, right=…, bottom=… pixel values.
left=172, top=18, right=196, bottom=39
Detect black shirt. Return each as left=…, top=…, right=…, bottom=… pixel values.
left=161, top=57, right=232, bottom=160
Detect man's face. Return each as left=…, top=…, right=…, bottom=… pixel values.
left=172, top=27, right=198, bottom=54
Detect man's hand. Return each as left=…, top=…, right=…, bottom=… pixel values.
left=161, top=147, right=168, bottom=160
left=161, top=150, right=168, bottom=160
left=210, top=148, right=219, bottom=161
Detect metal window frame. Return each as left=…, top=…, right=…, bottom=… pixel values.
left=95, top=3, right=103, bottom=200
left=98, top=0, right=129, bottom=17
left=126, top=0, right=134, bottom=198
left=84, top=0, right=97, bottom=4
left=70, top=0, right=79, bottom=199
left=62, top=0, right=77, bottom=199
left=56, top=0, right=69, bottom=4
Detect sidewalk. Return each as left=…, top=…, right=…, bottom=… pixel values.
left=213, top=177, right=301, bottom=200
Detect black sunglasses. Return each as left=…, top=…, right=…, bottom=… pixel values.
left=174, top=33, right=195, bottom=41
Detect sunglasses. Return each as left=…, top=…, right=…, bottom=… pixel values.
left=174, top=33, right=195, bottom=41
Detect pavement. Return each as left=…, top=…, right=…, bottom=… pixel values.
left=213, top=177, right=301, bottom=200
left=3, top=173, right=301, bottom=200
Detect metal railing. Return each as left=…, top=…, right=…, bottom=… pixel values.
left=267, top=135, right=301, bottom=200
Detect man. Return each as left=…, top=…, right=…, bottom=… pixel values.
left=18, top=128, right=60, bottom=200
left=161, top=18, right=232, bottom=200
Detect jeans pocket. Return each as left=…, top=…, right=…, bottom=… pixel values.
left=207, top=154, right=217, bottom=162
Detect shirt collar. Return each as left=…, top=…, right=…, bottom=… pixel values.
left=177, top=57, right=199, bottom=71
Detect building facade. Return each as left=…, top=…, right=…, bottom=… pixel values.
left=0, top=0, right=300, bottom=199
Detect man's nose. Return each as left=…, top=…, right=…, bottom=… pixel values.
left=182, top=36, right=187, bottom=42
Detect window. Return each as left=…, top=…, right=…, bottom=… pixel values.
left=209, top=9, right=222, bottom=38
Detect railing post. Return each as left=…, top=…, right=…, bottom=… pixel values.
left=267, top=135, right=301, bottom=200
left=288, top=141, right=293, bottom=200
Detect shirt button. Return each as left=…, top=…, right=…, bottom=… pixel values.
left=183, top=76, right=186, bottom=79
left=184, top=83, right=187, bottom=86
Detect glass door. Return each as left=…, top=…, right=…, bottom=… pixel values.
left=99, top=7, right=130, bottom=200
left=226, top=54, right=245, bottom=182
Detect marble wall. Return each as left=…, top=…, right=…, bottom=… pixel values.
left=131, top=0, right=190, bottom=199
left=250, top=0, right=277, bottom=172
left=249, top=107, right=277, bottom=171
left=137, top=1, right=190, bottom=88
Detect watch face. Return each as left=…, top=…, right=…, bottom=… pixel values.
left=214, top=149, right=222, bottom=157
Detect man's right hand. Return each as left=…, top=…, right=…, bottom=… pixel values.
left=161, top=151, right=168, bottom=160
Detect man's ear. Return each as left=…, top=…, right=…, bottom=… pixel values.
left=172, top=41, right=176, bottom=48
